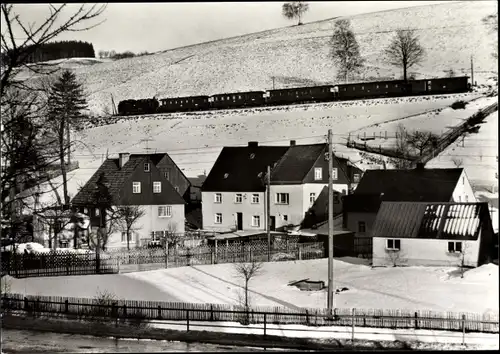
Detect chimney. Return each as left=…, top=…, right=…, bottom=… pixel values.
left=290, top=140, right=296, bottom=146
left=248, top=141, right=258, bottom=148
left=416, top=162, right=425, bottom=170
left=119, top=153, right=130, bottom=169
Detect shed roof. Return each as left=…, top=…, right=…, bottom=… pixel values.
left=371, top=202, right=491, bottom=240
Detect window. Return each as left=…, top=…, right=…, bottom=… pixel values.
left=376, top=85, right=379, bottom=89
left=83, top=207, right=88, bottom=214
left=238, top=95, right=242, bottom=99
left=164, top=169, right=170, bottom=180
left=214, top=193, right=222, bottom=203
left=152, top=231, right=164, bottom=241
left=458, top=196, right=462, bottom=202
left=283, top=215, right=288, bottom=222
left=395, top=84, right=398, bottom=88
left=121, top=232, right=133, bottom=243
left=174, top=186, right=179, bottom=192
left=465, top=195, right=469, bottom=202
left=132, top=182, right=141, bottom=194
left=158, top=205, right=172, bottom=217
left=251, top=194, right=260, bottom=204
left=235, top=193, right=242, bottom=203
left=314, top=167, right=322, bottom=180
left=386, top=239, right=401, bottom=250
left=385, top=84, right=389, bottom=88
left=358, top=221, right=366, bottom=233
left=95, top=208, right=100, bottom=216
left=361, top=86, right=364, bottom=90
left=309, top=193, right=316, bottom=204
left=215, top=213, right=222, bottom=224
left=252, top=215, right=260, bottom=227
left=153, top=181, right=161, bottom=193
left=353, top=173, right=360, bottom=183
left=448, top=241, right=462, bottom=253
left=332, top=168, right=338, bottom=180
left=276, top=193, right=289, bottom=205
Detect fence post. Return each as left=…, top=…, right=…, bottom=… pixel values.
left=351, top=308, right=355, bottom=341
left=210, top=305, right=214, bottom=321
left=123, top=304, right=127, bottom=318
left=462, top=314, right=466, bottom=346
left=65, top=299, right=69, bottom=313
left=305, top=309, right=309, bottom=325
left=36, top=298, right=40, bottom=317
left=414, top=311, right=418, bottom=329
left=24, top=297, right=28, bottom=311
left=186, top=309, right=190, bottom=331
left=264, top=313, right=267, bottom=336
left=157, top=305, right=162, bottom=320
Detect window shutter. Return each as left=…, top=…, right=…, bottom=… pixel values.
left=395, top=240, right=401, bottom=250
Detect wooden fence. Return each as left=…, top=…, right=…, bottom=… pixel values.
left=1, top=242, right=325, bottom=278
left=354, top=237, right=373, bottom=258
left=1, top=252, right=118, bottom=278
left=2, top=293, right=498, bottom=334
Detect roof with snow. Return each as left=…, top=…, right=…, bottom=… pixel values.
left=71, top=153, right=185, bottom=206
left=371, top=202, right=492, bottom=240
left=201, top=144, right=289, bottom=192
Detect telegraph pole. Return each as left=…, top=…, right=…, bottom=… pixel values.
left=327, top=129, right=334, bottom=312
left=470, top=55, right=474, bottom=87
left=267, top=165, right=271, bottom=261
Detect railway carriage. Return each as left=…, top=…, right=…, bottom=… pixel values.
left=266, top=85, right=335, bottom=106
left=158, top=95, right=210, bottom=113
left=210, top=91, right=266, bottom=109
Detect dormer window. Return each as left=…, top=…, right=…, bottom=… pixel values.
left=144, top=163, right=150, bottom=172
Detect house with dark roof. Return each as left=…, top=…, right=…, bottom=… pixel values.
left=342, top=166, right=477, bottom=257
left=71, top=152, right=187, bottom=249
left=270, top=142, right=362, bottom=231
left=201, top=142, right=289, bottom=232
left=201, top=141, right=362, bottom=233
left=371, top=202, right=494, bottom=267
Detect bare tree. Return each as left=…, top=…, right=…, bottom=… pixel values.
left=384, top=29, right=425, bottom=82
left=115, top=205, right=145, bottom=250
left=387, top=124, right=414, bottom=169
left=386, top=250, right=407, bottom=267
left=457, top=241, right=471, bottom=278
left=407, top=131, right=439, bottom=157
left=1, top=3, right=106, bottom=96
left=451, top=157, right=464, bottom=168
left=234, top=259, right=263, bottom=311
left=282, top=1, right=309, bottom=26
left=330, top=19, right=364, bottom=83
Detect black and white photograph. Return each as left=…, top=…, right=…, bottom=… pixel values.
left=0, top=1, right=498, bottom=352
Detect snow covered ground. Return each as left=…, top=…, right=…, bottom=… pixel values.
left=6, top=258, right=498, bottom=315
left=15, top=1, right=497, bottom=115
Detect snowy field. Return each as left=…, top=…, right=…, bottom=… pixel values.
left=15, top=1, right=498, bottom=115
left=6, top=258, right=499, bottom=315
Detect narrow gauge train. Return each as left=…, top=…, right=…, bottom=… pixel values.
left=117, top=76, right=470, bottom=116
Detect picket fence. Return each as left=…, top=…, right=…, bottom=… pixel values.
left=2, top=293, right=498, bottom=334
left=1, top=241, right=324, bottom=278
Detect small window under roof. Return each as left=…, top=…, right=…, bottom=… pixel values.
left=250, top=153, right=255, bottom=159
left=224, top=173, right=229, bottom=179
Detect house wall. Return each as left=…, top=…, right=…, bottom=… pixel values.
left=270, top=184, right=304, bottom=228
left=105, top=204, right=185, bottom=250
left=452, top=170, right=477, bottom=203
left=201, top=191, right=266, bottom=232
left=372, top=236, right=480, bottom=267
left=345, top=212, right=378, bottom=238
left=156, top=155, right=191, bottom=199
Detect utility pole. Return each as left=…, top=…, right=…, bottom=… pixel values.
left=272, top=77, right=275, bottom=90
left=470, top=55, right=474, bottom=88
left=327, top=129, right=334, bottom=312
left=267, top=165, right=271, bottom=261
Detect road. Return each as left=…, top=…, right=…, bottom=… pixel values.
left=1, top=329, right=301, bottom=353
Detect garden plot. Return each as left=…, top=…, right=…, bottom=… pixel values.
left=348, top=95, right=498, bottom=151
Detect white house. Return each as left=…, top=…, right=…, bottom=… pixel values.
left=371, top=201, right=494, bottom=267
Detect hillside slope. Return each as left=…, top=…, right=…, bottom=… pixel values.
left=18, top=1, right=498, bottom=114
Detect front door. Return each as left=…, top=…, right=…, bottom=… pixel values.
left=270, top=216, right=276, bottom=231
left=236, top=213, right=243, bottom=231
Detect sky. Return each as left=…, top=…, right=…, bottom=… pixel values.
left=9, top=1, right=459, bottom=55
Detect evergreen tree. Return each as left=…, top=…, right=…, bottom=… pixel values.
left=330, top=19, right=364, bottom=83
left=47, top=69, right=88, bottom=206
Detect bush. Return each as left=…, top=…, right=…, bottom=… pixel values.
left=451, top=100, right=467, bottom=110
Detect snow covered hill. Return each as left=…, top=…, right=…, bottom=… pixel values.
left=16, top=1, right=498, bottom=115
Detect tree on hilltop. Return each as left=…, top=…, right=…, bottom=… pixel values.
left=384, top=29, right=425, bottom=82
left=282, top=1, right=309, bottom=26
left=330, top=19, right=364, bottom=83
